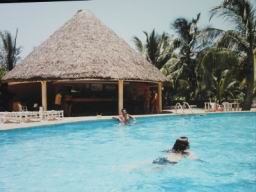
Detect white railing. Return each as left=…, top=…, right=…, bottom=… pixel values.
left=183, top=102, right=193, bottom=114
left=175, top=103, right=184, bottom=113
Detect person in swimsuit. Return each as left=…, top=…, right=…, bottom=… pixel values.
left=153, top=137, right=197, bottom=165
left=119, top=108, right=135, bottom=124
left=113, top=108, right=135, bottom=125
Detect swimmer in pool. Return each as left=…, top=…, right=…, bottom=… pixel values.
left=113, top=108, right=135, bottom=125
left=153, top=137, right=197, bottom=165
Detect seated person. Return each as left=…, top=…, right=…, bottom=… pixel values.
left=153, top=137, right=197, bottom=165
left=113, top=108, right=135, bottom=125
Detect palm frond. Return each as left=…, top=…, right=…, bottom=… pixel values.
left=133, top=36, right=145, bottom=53
left=197, top=27, right=224, bottom=49
left=216, top=30, right=249, bottom=50
left=172, top=17, right=191, bottom=42
left=0, top=30, right=21, bottom=71
left=133, top=30, right=174, bottom=69
left=210, top=0, right=256, bottom=35
left=172, top=38, right=183, bottom=49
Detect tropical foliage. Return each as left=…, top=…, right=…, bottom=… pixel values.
left=0, top=29, right=21, bottom=111
left=196, top=48, right=241, bottom=103
left=134, top=0, right=256, bottom=109
left=207, top=0, right=256, bottom=109
left=160, top=56, right=191, bottom=100
left=0, top=29, right=21, bottom=71
left=133, top=30, right=173, bottom=69
left=0, top=68, right=6, bottom=79
left=168, top=13, right=201, bottom=100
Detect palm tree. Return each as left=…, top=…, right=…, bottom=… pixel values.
left=196, top=48, right=241, bottom=103
left=208, top=0, right=256, bottom=110
left=160, top=55, right=194, bottom=100
left=0, top=29, right=21, bottom=71
left=0, top=30, right=21, bottom=111
left=133, top=29, right=173, bottom=69
left=170, top=13, right=201, bottom=100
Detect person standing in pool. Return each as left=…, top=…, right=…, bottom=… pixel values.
left=117, top=108, right=135, bottom=125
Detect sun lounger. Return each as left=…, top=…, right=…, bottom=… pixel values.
left=0, top=110, right=64, bottom=124
left=222, top=102, right=231, bottom=111
left=0, top=112, right=8, bottom=123
left=22, top=111, right=41, bottom=122
left=43, top=110, right=64, bottom=121
left=222, top=102, right=241, bottom=111
left=204, top=102, right=217, bottom=112
left=0, top=112, right=22, bottom=123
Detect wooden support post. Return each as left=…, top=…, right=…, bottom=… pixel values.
left=41, top=81, right=47, bottom=111
left=158, top=81, right=162, bottom=113
left=118, top=80, right=124, bottom=114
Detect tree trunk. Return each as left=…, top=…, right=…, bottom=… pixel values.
left=242, top=50, right=254, bottom=110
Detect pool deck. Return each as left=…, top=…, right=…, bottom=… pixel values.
left=0, top=109, right=255, bottom=131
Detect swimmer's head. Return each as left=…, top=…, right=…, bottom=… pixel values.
left=121, top=108, right=127, bottom=115
left=172, top=136, right=190, bottom=153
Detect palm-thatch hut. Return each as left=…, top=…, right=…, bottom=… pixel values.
left=3, top=10, right=167, bottom=116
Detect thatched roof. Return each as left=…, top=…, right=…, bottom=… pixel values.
left=3, top=10, right=167, bottom=82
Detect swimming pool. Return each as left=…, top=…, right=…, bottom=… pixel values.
left=0, top=112, right=255, bottom=192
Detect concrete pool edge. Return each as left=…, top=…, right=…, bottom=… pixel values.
left=0, top=111, right=255, bottom=131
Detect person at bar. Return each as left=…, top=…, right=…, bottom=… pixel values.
left=151, top=90, right=159, bottom=114
left=54, top=90, right=63, bottom=110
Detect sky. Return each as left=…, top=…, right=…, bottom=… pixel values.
left=0, top=0, right=254, bottom=58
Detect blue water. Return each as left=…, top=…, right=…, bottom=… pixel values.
left=0, top=113, right=255, bottom=192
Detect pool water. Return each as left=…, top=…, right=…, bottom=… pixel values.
left=0, top=113, right=255, bottom=192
